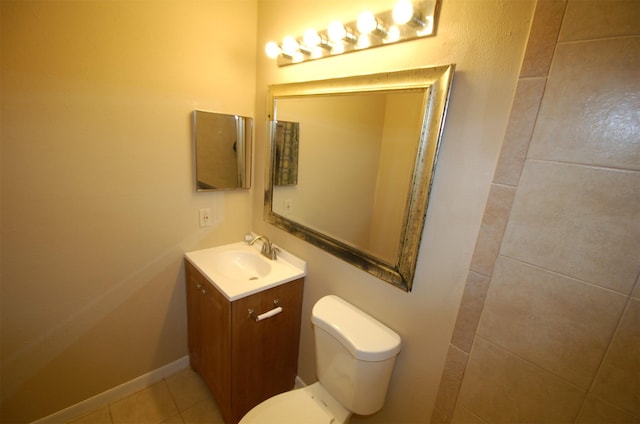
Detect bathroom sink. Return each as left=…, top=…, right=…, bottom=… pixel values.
left=209, top=250, right=272, bottom=280
left=185, top=240, right=306, bottom=301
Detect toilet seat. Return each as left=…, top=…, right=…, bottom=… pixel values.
left=239, top=383, right=350, bottom=424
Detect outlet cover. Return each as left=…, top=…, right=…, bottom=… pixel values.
left=199, top=208, right=212, bottom=227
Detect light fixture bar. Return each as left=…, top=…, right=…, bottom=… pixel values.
left=268, top=0, right=439, bottom=67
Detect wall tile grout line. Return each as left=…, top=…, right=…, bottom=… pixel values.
left=524, top=157, right=640, bottom=174
left=496, top=253, right=637, bottom=297
left=578, top=295, right=639, bottom=418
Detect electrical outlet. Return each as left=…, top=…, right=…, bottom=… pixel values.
left=284, top=199, right=293, bottom=214
left=199, top=208, right=212, bottom=227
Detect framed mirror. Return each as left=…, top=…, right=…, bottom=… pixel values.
left=194, top=110, right=253, bottom=191
left=265, top=65, right=454, bottom=291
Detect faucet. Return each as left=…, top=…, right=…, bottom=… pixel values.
left=245, top=234, right=279, bottom=260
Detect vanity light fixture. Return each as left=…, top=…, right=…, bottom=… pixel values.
left=265, top=0, right=439, bottom=66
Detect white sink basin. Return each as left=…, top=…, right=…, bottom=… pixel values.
left=185, top=240, right=306, bottom=301
left=209, top=250, right=272, bottom=280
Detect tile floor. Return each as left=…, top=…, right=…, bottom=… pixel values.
left=66, top=367, right=224, bottom=424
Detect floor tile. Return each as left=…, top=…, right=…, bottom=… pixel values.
left=165, top=367, right=212, bottom=412
left=161, top=414, right=184, bottom=424
left=109, top=381, right=179, bottom=424
left=67, top=406, right=112, bottom=424
left=180, top=397, right=225, bottom=424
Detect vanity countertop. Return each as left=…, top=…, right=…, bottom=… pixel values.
left=185, top=241, right=306, bottom=301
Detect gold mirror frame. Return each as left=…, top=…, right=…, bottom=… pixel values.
left=265, top=65, right=455, bottom=291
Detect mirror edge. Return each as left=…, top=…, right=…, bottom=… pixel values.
left=264, top=65, right=455, bottom=291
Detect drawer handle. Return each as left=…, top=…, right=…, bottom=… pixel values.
left=248, top=299, right=282, bottom=322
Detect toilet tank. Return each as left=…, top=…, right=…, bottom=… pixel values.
left=311, top=295, right=401, bottom=416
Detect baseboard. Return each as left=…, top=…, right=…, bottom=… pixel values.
left=294, top=375, right=307, bottom=389
left=32, top=356, right=190, bottom=424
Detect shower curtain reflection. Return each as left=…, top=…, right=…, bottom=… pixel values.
left=275, top=121, right=300, bottom=186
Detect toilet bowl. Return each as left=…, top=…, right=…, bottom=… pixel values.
left=239, top=382, right=351, bottom=424
left=239, top=295, right=401, bottom=424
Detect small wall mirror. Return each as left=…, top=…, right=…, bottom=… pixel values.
left=194, top=110, right=253, bottom=191
left=265, top=66, right=454, bottom=291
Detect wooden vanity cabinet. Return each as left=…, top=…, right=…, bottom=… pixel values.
left=185, top=260, right=304, bottom=424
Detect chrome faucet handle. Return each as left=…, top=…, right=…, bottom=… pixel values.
left=247, top=234, right=269, bottom=246
left=246, top=234, right=278, bottom=260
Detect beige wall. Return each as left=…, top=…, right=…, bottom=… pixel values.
left=432, top=1, right=640, bottom=422
left=254, top=0, right=534, bottom=422
left=0, top=1, right=256, bottom=422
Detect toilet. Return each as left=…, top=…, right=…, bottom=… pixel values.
left=239, top=295, right=402, bottom=424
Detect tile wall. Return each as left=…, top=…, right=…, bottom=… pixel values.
left=431, top=0, right=640, bottom=422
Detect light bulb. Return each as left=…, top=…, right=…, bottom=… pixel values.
left=392, top=0, right=414, bottom=25
left=385, top=26, right=401, bottom=43
left=303, top=29, right=321, bottom=47
left=291, top=52, right=305, bottom=63
left=357, top=11, right=377, bottom=34
left=265, top=41, right=281, bottom=59
left=331, top=43, right=345, bottom=55
left=328, top=21, right=347, bottom=42
left=281, top=36, right=300, bottom=57
left=356, top=36, right=371, bottom=49
left=310, top=46, right=324, bottom=58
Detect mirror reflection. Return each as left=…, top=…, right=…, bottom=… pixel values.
left=265, top=66, right=455, bottom=291
left=194, top=110, right=253, bottom=191
left=272, top=91, right=424, bottom=263
left=274, top=121, right=300, bottom=186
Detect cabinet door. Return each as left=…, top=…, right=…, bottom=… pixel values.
left=200, top=278, right=231, bottom=418
left=185, top=264, right=204, bottom=372
left=185, top=262, right=232, bottom=420
left=230, top=278, right=304, bottom=422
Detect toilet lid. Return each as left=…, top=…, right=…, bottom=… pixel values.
left=239, top=388, right=336, bottom=424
